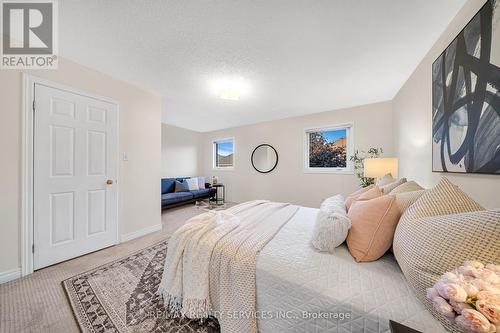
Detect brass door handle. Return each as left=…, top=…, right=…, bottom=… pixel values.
left=106, top=179, right=113, bottom=185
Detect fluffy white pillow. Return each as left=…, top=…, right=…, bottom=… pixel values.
left=185, top=178, right=199, bottom=191
left=311, top=195, right=352, bottom=253
left=376, top=173, right=395, bottom=186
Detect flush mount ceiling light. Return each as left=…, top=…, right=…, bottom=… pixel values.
left=210, top=77, right=250, bottom=101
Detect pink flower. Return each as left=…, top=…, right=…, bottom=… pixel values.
left=459, top=265, right=479, bottom=278
left=458, top=281, right=480, bottom=298
left=464, top=261, right=485, bottom=270
left=458, top=309, right=496, bottom=333
left=436, top=281, right=468, bottom=302
left=477, top=291, right=500, bottom=305
left=485, top=264, right=500, bottom=274
left=473, top=269, right=500, bottom=285
left=472, top=279, right=500, bottom=293
left=432, top=296, right=456, bottom=319
left=450, top=300, right=472, bottom=313
left=476, top=299, right=500, bottom=324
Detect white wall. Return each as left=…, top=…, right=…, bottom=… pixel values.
left=162, top=124, right=202, bottom=178
left=201, top=101, right=393, bottom=208
left=0, top=58, right=162, bottom=273
left=393, top=0, right=499, bottom=209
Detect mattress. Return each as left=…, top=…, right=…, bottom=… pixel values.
left=256, top=207, right=446, bottom=333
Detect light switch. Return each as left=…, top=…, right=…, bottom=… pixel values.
left=122, top=152, right=129, bottom=161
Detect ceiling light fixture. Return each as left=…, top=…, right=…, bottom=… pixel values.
left=210, top=76, right=250, bottom=101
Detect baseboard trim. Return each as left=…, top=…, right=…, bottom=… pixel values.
left=0, top=268, right=21, bottom=284
left=121, top=223, right=162, bottom=243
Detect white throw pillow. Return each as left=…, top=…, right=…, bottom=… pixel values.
left=311, top=195, right=352, bottom=253
left=376, top=173, right=395, bottom=186
left=185, top=178, right=199, bottom=191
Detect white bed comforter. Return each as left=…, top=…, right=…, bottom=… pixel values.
left=256, top=207, right=447, bottom=333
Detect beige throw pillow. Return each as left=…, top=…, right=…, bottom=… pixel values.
left=393, top=210, right=500, bottom=332
left=345, top=184, right=375, bottom=210
left=380, top=178, right=407, bottom=194
left=397, top=177, right=484, bottom=227
left=393, top=189, right=426, bottom=213
left=346, top=195, right=401, bottom=262
left=390, top=180, right=424, bottom=194
left=393, top=177, right=487, bottom=331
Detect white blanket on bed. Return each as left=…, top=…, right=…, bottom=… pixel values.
left=158, top=200, right=299, bottom=333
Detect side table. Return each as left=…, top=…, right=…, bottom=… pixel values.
left=211, top=184, right=225, bottom=205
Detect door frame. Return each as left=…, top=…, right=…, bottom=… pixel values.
left=21, top=74, right=121, bottom=276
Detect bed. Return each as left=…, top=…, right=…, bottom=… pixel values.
left=256, top=206, right=446, bottom=333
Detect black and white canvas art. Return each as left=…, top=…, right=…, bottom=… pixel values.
left=432, top=0, right=500, bottom=174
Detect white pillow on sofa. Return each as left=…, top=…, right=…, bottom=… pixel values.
left=311, top=195, right=352, bottom=253
left=185, top=178, right=199, bottom=191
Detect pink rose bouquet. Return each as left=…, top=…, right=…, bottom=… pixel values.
left=427, top=261, right=500, bottom=333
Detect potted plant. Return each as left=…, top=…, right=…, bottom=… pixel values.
left=349, top=148, right=383, bottom=187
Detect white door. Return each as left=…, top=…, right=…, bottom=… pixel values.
left=33, top=83, right=119, bottom=270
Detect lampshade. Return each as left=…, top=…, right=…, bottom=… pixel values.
left=364, top=158, right=398, bottom=178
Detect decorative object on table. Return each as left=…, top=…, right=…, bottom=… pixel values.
left=389, top=320, right=422, bottom=333
left=426, top=261, right=500, bottom=333
left=251, top=144, right=278, bottom=173
left=349, top=147, right=383, bottom=187
left=211, top=175, right=218, bottom=185
left=211, top=183, right=225, bottom=205
left=432, top=0, right=500, bottom=175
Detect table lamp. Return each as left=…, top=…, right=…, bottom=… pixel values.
left=363, top=158, right=398, bottom=179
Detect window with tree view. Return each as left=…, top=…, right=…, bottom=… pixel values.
left=214, top=139, right=234, bottom=168
left=305, top=125, right=352, bottom=172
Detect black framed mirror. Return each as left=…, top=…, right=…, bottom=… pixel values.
left=251, top=144, right=278, bottom=173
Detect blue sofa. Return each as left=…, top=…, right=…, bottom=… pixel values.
left=161, top=177, right=215, bottom=209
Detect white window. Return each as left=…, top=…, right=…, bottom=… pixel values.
left=213, top=138, right=235, bottom=169
left=304, top=124, right=353, bottom=173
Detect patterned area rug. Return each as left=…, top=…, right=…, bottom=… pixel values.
left=62, top=241, right=220, bottom=333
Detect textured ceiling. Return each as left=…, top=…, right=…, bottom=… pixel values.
left=59, top=0, right=467, bottom=132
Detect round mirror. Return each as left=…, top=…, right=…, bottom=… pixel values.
left=251, top=144, right=278, bottom=173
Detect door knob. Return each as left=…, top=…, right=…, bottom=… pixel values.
left=106, top=179, right=113, bottom=185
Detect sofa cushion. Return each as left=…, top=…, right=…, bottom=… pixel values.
left=161, top=178, right=176, bottom=194
left=191, top=189, right=212, bottom=199
left=162, top=192, right=194, bottom=205
left=174, top=181, right=189, bottom=192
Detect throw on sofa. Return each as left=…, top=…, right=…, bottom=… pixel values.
left=161, top=177, right=215, bottom=209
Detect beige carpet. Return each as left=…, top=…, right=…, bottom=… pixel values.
left=0, top=204, right=215, bottom=333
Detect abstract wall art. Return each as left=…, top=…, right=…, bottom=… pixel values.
left=432, top=0, right=500, bottom=174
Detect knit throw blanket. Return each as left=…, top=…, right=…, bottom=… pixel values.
left=158, top=200, right=299, bottom=333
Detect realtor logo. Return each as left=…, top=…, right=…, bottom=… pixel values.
left=1, top=0, right=58, bottom=69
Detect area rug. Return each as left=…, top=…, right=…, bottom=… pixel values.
left=62, top=241, right=220, bottom=333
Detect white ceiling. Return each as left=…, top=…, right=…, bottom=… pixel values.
left=59, top=0, right=467, bottom=132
